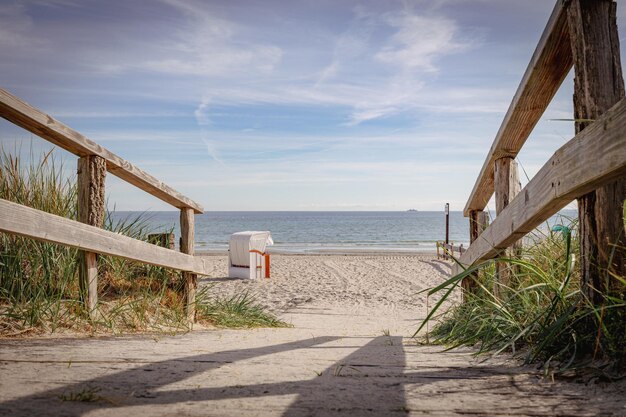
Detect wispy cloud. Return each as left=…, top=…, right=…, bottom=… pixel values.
left=194, top=96, right=211, bottom=126
left=375, top=13, right=464, bottom=71
left=201, top=137, right=223, bottom=165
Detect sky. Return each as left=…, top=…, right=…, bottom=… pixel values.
left=1, top=0, right=625, bottom=211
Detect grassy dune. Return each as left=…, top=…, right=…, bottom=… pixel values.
left=420, top=218, right=626, bottom=376
left=0, top=148, right=285, bottom=335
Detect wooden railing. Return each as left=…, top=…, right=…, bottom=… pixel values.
left=463, top=1, right=572, bottom=217
left=436, top=242, right=465, bottom=260
left=0, top=88, right=209, bottom=322
left=459, top=0, right=626, bottom=301
left=462, top=99, right=626, bottom=265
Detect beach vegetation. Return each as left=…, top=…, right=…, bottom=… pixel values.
left=58, top=386, right=103, bottom=403
left=195, top=288, right=288, bottom=328
left=0, top=147, right=284, bottom=335
left=417, top=215, right=626, bottom=377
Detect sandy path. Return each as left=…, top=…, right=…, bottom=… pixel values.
left=0, top=255, right=624, bottom=416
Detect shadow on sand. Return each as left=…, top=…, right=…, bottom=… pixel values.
left=425, top=260, right=452, bottom=277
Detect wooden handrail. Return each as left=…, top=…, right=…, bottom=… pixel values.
left=0, top=198, right=211, bottom=275
left=437, top=241, right=465, bottom=260
left=0, top=88, right=205, bottom=321
left=459, top=97, right=626, bottom=267
left=0, top=88, right=203, bottom=214
left=463, top=0, right=572, bottom=216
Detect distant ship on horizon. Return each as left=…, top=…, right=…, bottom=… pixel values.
left=407, top=209, right=418, bottom=212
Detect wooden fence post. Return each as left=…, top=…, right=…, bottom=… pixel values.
left=77, top=155, right=106, bottom=317
left=148, top=233, right=175, bottom=250
left=567, top=0, right=626, bottom=303
left=463, top=210, right=490, bottom=297
left=180, top=208, right=197, bottom=324
left=494, top=157, right=521, bottom=295
left=469, top=210, right=489, bottom=243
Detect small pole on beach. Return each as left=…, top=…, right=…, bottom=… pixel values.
left=444, top=203, right=450, bottom=260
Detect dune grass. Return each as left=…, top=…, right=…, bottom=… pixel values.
left=0, top=147, right=284, bottom=335
left=196, top=287, right=288, bottom=328
left=418, top=217, right=626, bottom=377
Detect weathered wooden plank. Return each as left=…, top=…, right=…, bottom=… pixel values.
left=77, top=155, right=106, bottom=316
left=180, top=208, right=197, bottom=324
left=464, top=0, right=572, bottom=216
left=80, top=252, right=98, bottom=313
left=568, top=0, right=626, bottom=302
left=77, top=156, right=106, bottom=227
left=494, top=158, right=521, bottom=215
left=469, top=210, right=490, bottom=244
left=463, top=210, right=490, bottom=296
left=459, top=97, right=626, bottom=267
left=0, top=88, right=203, bottom=214
left=437, top=242, right=465, bottom=261
left=0, top=198, right=211, bottom=275
left=493, top=157, right=522, bottom=293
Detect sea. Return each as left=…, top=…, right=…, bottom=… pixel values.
left=110, top=210, right=578, bottom=254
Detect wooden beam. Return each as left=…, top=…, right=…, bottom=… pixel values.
left=464, top=0, right=572, bottom=216
left=0, top=88, right=203, bottom=214
left=493, top=157, right=522, bottom=294
left=568, top=0, right=626, bottom=302
left=77, top=155, right=106, bottom=316
left=469, top=210, right=490, bottom=244
left=180, top=208, right=197, bottom=324
left=459, top=97, right=626, bottom=268
left=0, top=198, right=211, bottom=275
left=463, top=210, right=490, bottom=296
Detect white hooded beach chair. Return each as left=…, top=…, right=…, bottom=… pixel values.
left=228, top=231, right=274, bottom=279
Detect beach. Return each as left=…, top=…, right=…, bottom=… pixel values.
left=203, top=253, right=454, bottom=318
left=2, top=253, right=625, bottom=416
left=2, top=0, right=626, bottom=414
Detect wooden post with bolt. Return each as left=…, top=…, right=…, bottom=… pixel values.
left=493, top=157, right=521, bottom=296
left=567, top=0, right=626, bottom=302
left=77, top=155, right=106, bottom=317
left=180, top=208, right=197, bottom=324
left=463, top=209, right=490, bottom=298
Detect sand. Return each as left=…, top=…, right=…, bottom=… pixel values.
left=0, top=254, right=624, bottom=416
left=204, top=254, right=453, bottom=315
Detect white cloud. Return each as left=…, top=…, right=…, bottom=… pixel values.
left=2, top=0, right=475, bottom=127
left=201, top=138, right=223, bottom=165
left=194, top=96, right=211, bottom=126
left=75, top=1, right=470, bottom=126
left=308, top=7, right=472, bottom=124
left=376, top=13, right=464, bottom=71
left=132, top=0, right=283, bottom=77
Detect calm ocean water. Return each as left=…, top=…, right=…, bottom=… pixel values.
left=110, top=210, right=577, bottom=253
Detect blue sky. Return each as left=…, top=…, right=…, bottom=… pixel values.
left=1, top=0, right=625, bottom=211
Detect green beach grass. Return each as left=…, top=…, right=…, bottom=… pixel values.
left=0, top=147, right=286, bottom=335
left=418, top=216, right=626, bottom=376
